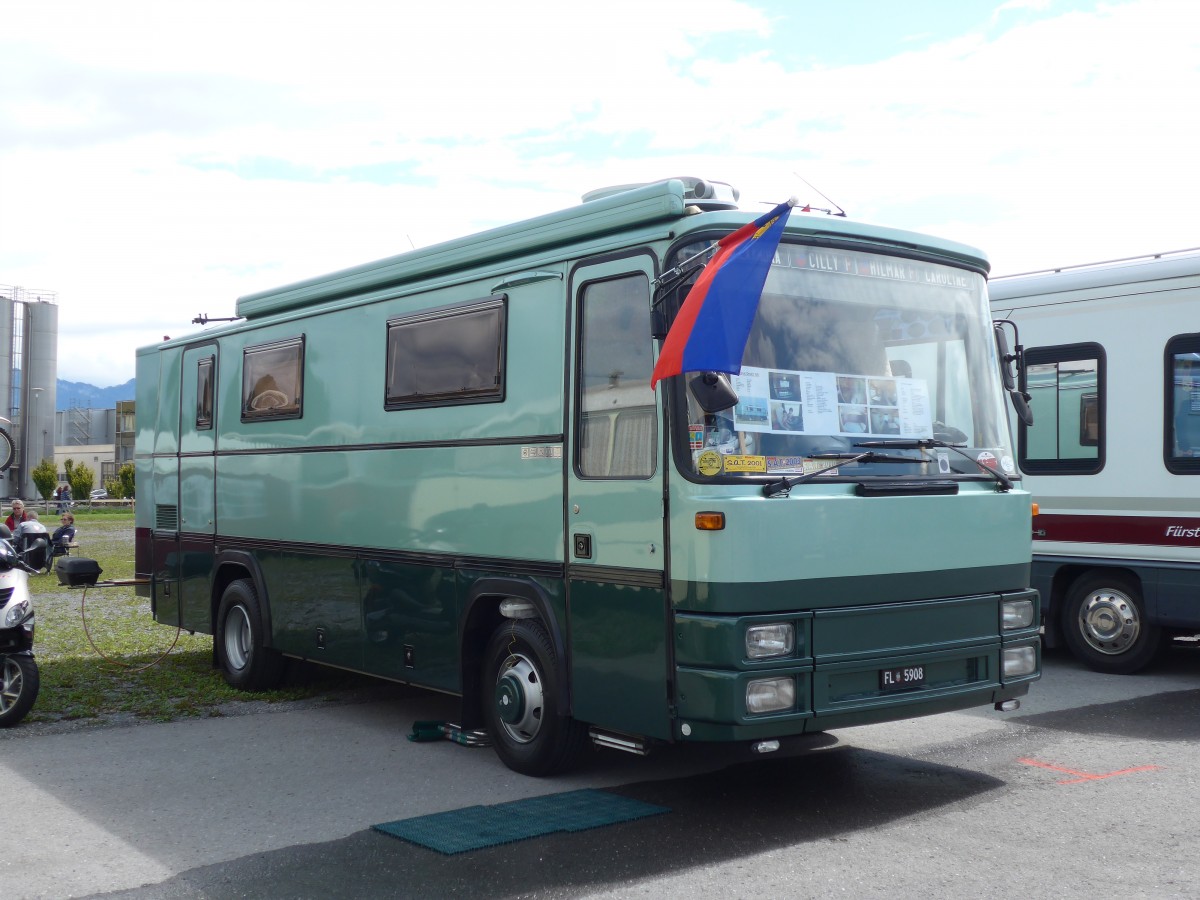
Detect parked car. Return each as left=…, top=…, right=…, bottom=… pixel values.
left=89, top=489, right=108, bottom=501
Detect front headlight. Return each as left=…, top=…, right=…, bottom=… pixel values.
left=746, top=623, right=795, bottom=659
left=4, top=599, right=31, bottom=628
left=1002, top=645, right=1037, bottom=678
left=746, top=676, right=795, bottom=714
left=1002, top=598, right=1035, bottom=630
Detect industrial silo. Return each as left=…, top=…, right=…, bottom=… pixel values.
left=20, top=300, right=59, bottom=499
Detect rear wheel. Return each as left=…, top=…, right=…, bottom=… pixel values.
left=1062, top=572, right=1165, bottom=674
left=482, top=618, right=587, bottom=776
left=216, top=579, right=285, bottom=691
left=0, top=654, right=39, bottom=727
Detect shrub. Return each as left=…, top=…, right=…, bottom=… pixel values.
left=32, top=458, right=58, bottom=499
left=117, top=462, right=135, bottom=499
left=69, top=463, right=95, bottom=501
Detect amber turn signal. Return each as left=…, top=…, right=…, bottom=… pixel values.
left=695, top=511, right=725, bottom=530
left=1031, top=502, right=1039, bottom=516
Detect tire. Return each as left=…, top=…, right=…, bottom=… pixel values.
left=1061, top=572, right=1165, bottom=675
left=482, top=618, right=587, bottom=776
left=0, top=654, right=39, bottom=727
left=216, top=579, right=285, bottom=691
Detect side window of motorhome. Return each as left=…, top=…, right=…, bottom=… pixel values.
left=1020, top=344, right=1103, bottom=474
left=196, top=356, right=214, bottom=430
left=1165, top=336, right=1200, bottom=472
left=576, top=274, right=656, bottom=478
left=241, top=336, right=305, bottom=422
left=385, top=298, right=506, bottom=409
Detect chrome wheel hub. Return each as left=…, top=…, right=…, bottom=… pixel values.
left=494, top=654, right=543, bottom=744
left=0, top=657, right=24, bottom=713
left=224, top=606, right=252, bottom=671
left=1079, top=588, right=1140, bottom=655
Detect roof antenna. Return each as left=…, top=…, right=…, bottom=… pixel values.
left=793, top=172, right=847, bottom=217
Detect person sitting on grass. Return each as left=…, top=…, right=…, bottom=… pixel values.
left=4, top=500, right=28, bottom=532
left=52, top=511, right=76, bottom=548
left=12, top=512, right=50, bottom=570
left=12, top=510, right=42, bottom=544
left=47, top=511, right=77, bottom=571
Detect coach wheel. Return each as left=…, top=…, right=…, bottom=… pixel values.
left=1062, top=572, right=1164, bottom=675
left=482, top=618, right=586, bottom=776
left=216, top=579, right=285, bottom=691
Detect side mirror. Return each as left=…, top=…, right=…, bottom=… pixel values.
left=994, top=323, right=1016, bottom=391
left=688, top=372, right=739, bottom=413
left=994, top=320, right=1033, bottom=427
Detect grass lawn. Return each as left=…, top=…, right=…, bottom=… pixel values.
left=23, top=510, right=367, bottom=730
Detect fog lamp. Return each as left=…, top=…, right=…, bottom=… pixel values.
left=746, top=676, right=795, bottom=714
left=746, top=623, right=794, bottom=659
left=1002, top=645, right=1037, bottom=678
left=1002, top=598, right=1035, bottom=630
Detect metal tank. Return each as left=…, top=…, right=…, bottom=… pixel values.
left=18, top=301, right=58, bottom=500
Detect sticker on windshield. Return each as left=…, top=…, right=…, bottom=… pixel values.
left=688, top=426, right=705, bottom=450
left=975, top=450, right=998, bottom=473
left=766, top=455, right=807, bottom=473
left=696, top=450, right=723, bottom=477
left=722, top=455, right=767, bottom=473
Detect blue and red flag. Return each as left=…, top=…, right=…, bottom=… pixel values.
left=651, top=198, right=795, bottom=388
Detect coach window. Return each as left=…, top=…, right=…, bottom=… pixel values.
left=196, top=356, right=214, bottom=430
left=1165, top=336, right=1200, bottom=473
left=576, top=274, right=656, bottom=478
left=241, top=336, right=305, bottom=422
left=1020, top=343, right=1104, bottom=474
left=385, top=297, right=506, bottom=409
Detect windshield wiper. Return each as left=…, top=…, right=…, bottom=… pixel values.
left=853, top=438, right=1013, bottom=492
left=761, top=450, right=923, bottom=498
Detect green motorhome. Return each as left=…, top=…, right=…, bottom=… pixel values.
left=135, top=178, right=1040, bottom=775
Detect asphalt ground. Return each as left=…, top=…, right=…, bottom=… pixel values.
left=3, top=645, right=1198, bottom=900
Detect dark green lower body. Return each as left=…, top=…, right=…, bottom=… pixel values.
left=147, top=531, right=1039, bottom=747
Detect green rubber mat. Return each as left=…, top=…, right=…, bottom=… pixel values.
left=373, top=789, right=670, bottom=855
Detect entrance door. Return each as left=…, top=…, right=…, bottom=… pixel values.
left=178, top=344, right=218, bottom=627
left=565, top=255, right=670, bottom=739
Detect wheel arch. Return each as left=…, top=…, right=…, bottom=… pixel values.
left=458, top=576, right=569, bottom=730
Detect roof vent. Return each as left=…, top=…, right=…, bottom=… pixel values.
left=582, top=177, right=740, bottom=210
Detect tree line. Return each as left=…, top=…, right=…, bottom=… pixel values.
left=30, top=458, right=135, bottom=501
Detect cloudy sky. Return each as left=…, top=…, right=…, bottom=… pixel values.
left=2, top=0, right=1197, bottom=386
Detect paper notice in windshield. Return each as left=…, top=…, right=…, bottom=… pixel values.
left=731, top=366, right=933, bottom=438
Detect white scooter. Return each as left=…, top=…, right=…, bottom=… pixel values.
left=0, top=523, right=45, bottom=727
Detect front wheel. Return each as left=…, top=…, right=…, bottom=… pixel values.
left=1062, top=572, right=1165, bottom=674
left=216, top=579, right=285, bottom=691
left=482, top=618, right=587, bottom=776
left=0, top=654, right=39, bottom=727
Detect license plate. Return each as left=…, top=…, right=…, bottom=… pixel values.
left=880, top=665, right=926, bottom=691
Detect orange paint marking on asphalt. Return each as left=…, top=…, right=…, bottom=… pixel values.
left=1018, top=757, right=1162, bottom=785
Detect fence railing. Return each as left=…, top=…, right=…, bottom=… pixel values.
left=18, top=498, right=136, bottom=512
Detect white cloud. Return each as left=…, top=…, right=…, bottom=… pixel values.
left=1, top=0, right=1198, bottom=384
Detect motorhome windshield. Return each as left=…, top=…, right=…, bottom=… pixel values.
left=675, top=242, right=1013, bottom=481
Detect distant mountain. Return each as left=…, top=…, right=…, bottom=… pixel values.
left=55, top=378, right=136, bottom=411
